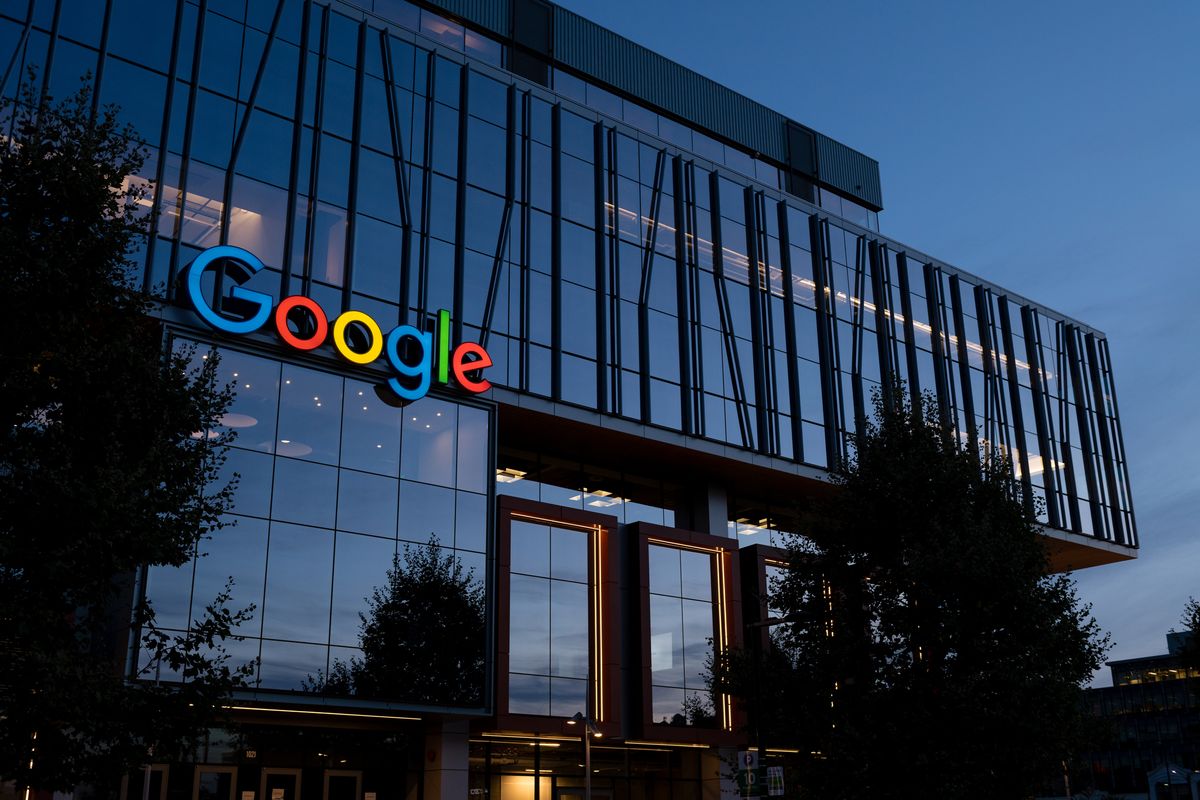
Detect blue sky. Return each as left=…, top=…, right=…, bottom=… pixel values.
left=553, top=0, right=1200, bottom=683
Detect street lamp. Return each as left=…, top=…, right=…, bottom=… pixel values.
left=566, top=711, right=602, bottom=800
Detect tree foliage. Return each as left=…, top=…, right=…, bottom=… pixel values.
left=307, top=538, right=486, bottom=707
left=0, top=79, right=252, bottom=791
left=713, top=387, right=1108, bottom=799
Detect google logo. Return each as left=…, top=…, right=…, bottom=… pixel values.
left=183, top=245, right=492, bottom=402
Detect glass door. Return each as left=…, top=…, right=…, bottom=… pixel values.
left=193, top=766, right=236, bottom=800
left=260, top=768, right=302, bottom=800
left=122, top=765, right=169, bottom=800
left=323, top=770, right=361, bottom=800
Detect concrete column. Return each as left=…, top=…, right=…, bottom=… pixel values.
left=422, top=719, right=469, bottom=800
left=677, top=483, right=729, bottom=538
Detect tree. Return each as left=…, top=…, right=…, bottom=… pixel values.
left=0, top=79, right=252, bottom=791
left=1179, top=597, right=1200, bottom=675
left=307, top=538, right=486, bottom=707
left=713, top=386, right=1109, bottom=799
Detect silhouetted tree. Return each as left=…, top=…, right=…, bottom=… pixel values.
left=710, top=385, right=1108, bottom=799
left=307, top=538, right=485, bottom=706
left=0, top=78, right=254, bottom=791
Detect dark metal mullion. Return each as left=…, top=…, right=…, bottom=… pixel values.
left=1084, top=333, right=1125, bottom=544
left=1098, top=338, right=1137, bottom=546
left=1020, top=307, right=1062, bottom=530
left=605, top=127, right=620, bottom=412
left=923, top=263, right=951, bottom=428
left=739, top=185, right=768, bottom=450
left=637, top=150, right=665, bottom=424
left=775, top=201, right=804, bottom=462
left=1055, top=323, right=1083, bottom=532
left=281, top=0, right=315, bottom=299
left=708, top=171, right=752, bottom=448
left=686, top=164, right=705, bottom=435
left=974, top=287, right=1007, bottom=462
left=37, top=0, right=62, bottom=105
left=867, top=240, right=894, bottom=411
left=377, top=27, right=413, bottom=323
left=414, top=51, right=435, bottom=320
left=757, top=194, right=779, bottom=453
left=518, top=92, right=531, bottom=392
left=89, top=0, right=114, bottom=120
left=671, top=157, right=692, bottom=434
left=947, top=276, right=978, bottom=455
left=741, top=188, right=769, bottom=453
left=479, top=85, right=516, bottom=351
left=451, top=63, right=469, bottom=342
left=848, top=236, right=867, bottom=436
left=809, top=216, right=842, bottom=465
left=339, top=21, right=367, bottom=314
left=300, top=7, right=330, bottom=298
left=0, top=0, right=35, bottom=100
left=1063, top=325, right=1105, bottom=537
left=997, top=299, right=1034, bottom=512
left=166, top=0, right=210, bottom=299
left=550, top=103, right=561, bottom=399
left=895, top=252, right=921, bottom=409
left=593, top=122, right=608, bottom=412
left=220, top=0, right=287, bottom=245
left=142, top=0, right=187, bottom=293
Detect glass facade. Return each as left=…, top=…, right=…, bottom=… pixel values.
left=647, top=544, right=716, bottom=728
left=0, top=0, right=1134, bottom=546
left=506, top=518, right=591, bottom=717
left=144, top=341, right=492, bottom=705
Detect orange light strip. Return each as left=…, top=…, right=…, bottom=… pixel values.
left=223, top=705, right=420, bottom=721
left=592, top=524, right=605, bottom=722
left=645, top=537, right=723, bottom=555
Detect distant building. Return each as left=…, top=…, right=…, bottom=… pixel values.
left=1046, top=633, right=1200, bottom=800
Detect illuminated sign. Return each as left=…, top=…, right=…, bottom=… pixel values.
left=183, top=245, right=491, bottom=402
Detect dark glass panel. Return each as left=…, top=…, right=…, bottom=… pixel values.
left=400, top=397, right=458, bottom=487
left=649, top=593, right=684, bottom=687
left=271, top=458, right=338, bottom=529
left=456, top=404, right=489, bottom=493
left=258, top=640, right=327, bottom=690
left=509, top=575, right=551, bottom=675
left=507, top=672, right=549, bottom=716
left=329, top=531, right=396, bottom=646
left=352, top=215, right=404, bottom=301
left=277, top=365, right=342, bottom=463
left=679, top=550, right=711, bottom=602
left=336, top=469, right=398, bottom=537
left=510, top=520, right=550, bottom=578
left=192, top=515, right=268, bottom=639
left=549, top=579, right=588, bottom=678
left=397, top=479, right=454, bottom=544
left=261, top=522, right=334, bottom=642
left=357, top=148, right=403, bottom=225
left=213, top=446, right=273, bottom=518
left=454, top=491, right=487, bottom=553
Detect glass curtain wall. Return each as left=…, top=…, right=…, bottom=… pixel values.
left=0, top=0, right=1134, bottom=544
left=143, top=342, right=491, bottom=707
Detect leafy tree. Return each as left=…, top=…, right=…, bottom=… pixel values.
left=0, top=79, right=252, bottom=791
left=307, top=538, right=486, bottom=706
left=712, top=386, right=1108, bottom=799
left=1179, top=597, right=1200, bottom=675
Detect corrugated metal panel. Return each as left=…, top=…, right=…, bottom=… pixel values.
left=422, top=0, right=510, bottom=36
left=816, top=133, right=883, bottom=210
left=553, top=7, right=787, bottom=163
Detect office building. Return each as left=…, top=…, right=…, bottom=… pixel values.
left=0, top=0, right=1139, bottom=797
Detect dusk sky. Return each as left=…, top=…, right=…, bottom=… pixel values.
left=553, top=0, right=1200, bottom=683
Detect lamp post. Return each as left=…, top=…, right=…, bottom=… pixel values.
left=566, top=711, right=601, bottom=800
